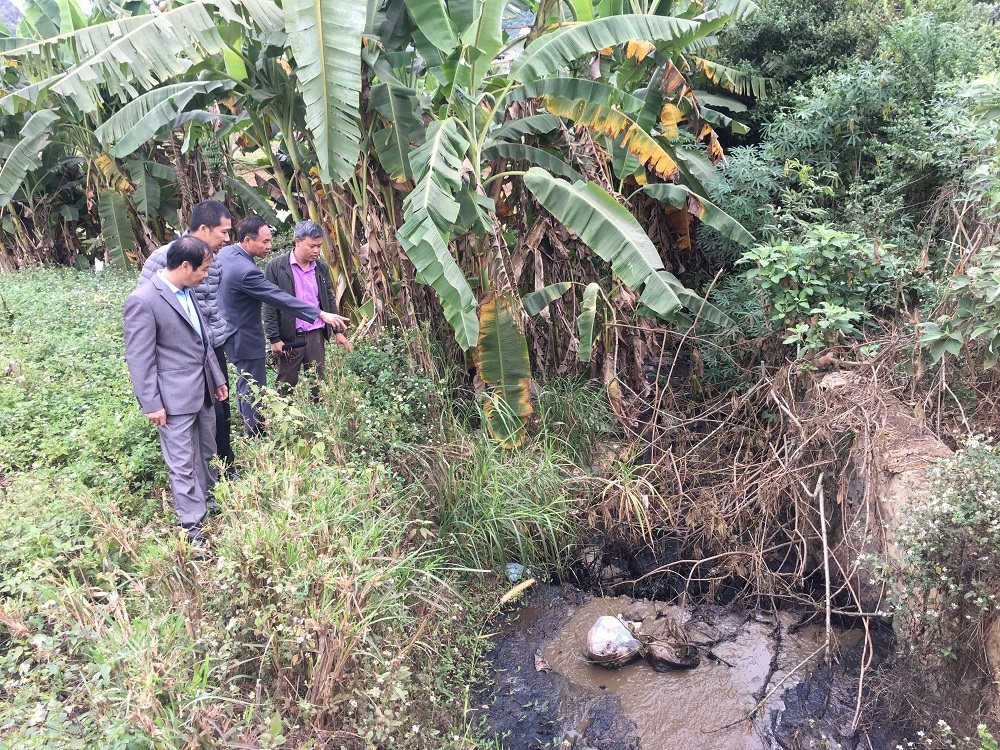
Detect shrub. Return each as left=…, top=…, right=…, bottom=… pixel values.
left=719, top=0, right=882, bottom=87
left=920, top=246, right=1000, bottom=367
left=262, top=332, right=442, bottom=463
left=891, top=438, right=1000, bottom=733
left=737, top=225, right=906, bottom=352
left=895, top=439, right=1000, bottom=648
left=757, top=13, right=999, bottom=236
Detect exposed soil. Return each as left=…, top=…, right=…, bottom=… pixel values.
left=472, top=584, right=641, bottom=750
left=475, top=584, right=907, bottom=750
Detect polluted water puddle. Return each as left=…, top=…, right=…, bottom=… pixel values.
left=542, top=596, right=861, bottom=750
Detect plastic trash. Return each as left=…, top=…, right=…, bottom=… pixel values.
left=646, top=641, right=700, bottom=671
left=585, top=615, right=641, bottom=668
left=504, top=562, right=531, bottom=583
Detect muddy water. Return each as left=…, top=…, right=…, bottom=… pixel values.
left=543, top=597, right=861, bottom=750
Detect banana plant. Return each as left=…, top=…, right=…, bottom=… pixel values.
left=0, top=0, right=769, bottom=444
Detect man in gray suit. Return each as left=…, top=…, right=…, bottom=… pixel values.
left=218, top=216, right=348, bottom=436
left=124, top=237, right=229, bottom=545
left=137, top=200, right=235, bottom=474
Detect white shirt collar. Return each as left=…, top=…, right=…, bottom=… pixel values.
left=157, top=269, right=186, bottom=295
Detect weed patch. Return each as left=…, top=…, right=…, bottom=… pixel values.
left=0, top=269, right=535, bottom=749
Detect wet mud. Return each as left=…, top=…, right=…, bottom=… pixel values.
left=475, top=584, right=904, bottom=750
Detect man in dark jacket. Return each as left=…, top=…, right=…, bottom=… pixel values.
left=218, top=216, right=348, bottom=436
left=263, top=220, right=352, bottom=395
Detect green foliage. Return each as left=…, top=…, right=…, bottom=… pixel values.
left=920, top=247, right=1000, bottom=366
left=0, top=270, right=516, bottom=749
left=535, top=377, right=615, bottom=467
left=397, top=118, right=478, bottom=351
left=258, top=332, right=441, bottom=463
left=433, top=435, right=577, bottom=576
left=891, top=440, right=1000, bottom=727
left=901, top=441, right=1000, bottom=610
left=524, top=168, right=731, bottom=325
left=719, top=0, right=881, bottom=86
left=0, top=110, right=58, bottom=204
left=759, top=13, right=999, bottom=231
left=477, top=294, right=532, bottom=446
left=0, top=270, right=163, bottom=502
left=874, top=723, right=999, bottom=750
left=337, top=334, right=441, bottom=458
left=283, top=0, right=365, bottom=184
left=738, top=226, right=902, bottom=351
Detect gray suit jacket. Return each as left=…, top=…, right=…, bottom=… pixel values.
left=138, top=241, right=228, bottom=349
left=217, top=243, right=321, bottom=361
left=124, top=274, right=226, bottom=415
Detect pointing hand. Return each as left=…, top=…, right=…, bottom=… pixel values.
left=319, top=312, right=350, bottom=333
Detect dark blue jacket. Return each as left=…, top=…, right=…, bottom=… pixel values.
left=217, top=243, right=321, bottom=360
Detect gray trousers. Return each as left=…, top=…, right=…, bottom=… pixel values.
left=230, top=355, right=266, bottom=437
left=158, top=399, right=217, bottom=526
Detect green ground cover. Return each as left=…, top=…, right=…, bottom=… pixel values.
left=0, top=269, right=587, bottom=749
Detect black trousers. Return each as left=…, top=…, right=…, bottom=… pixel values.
left=275, top=328, right=326, bottom=397
left=213, top=345, right=235, bottom=470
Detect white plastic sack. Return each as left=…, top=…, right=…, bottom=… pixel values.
left=585, top=615, right=641, bottom=668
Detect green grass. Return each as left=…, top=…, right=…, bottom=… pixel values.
left=427, top=435, right=578, bottom=575
left=0, top=268, right=588, bottom=749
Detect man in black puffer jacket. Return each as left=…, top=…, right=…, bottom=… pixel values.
left=137, top=200, right=235, bottom=474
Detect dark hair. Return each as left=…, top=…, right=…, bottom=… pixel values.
left=236, top=215, right=268, bottom=243
left=189, top=200, right=232, bottom=232
left=166, top=235, right=211, bottom=270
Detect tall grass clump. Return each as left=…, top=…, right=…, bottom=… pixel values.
left=0, top=269, right=510, bottom=749
left=419, top=434, right=578, bottom=576
left=535, top=377, right=615, bottom=467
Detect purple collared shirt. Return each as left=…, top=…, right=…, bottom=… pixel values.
left=290, top=255, right=324, bottom=333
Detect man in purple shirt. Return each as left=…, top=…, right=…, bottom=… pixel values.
left=263, top=221, right=351, bottom=395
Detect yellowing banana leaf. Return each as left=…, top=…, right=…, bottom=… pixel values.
left=543, top=95, right=679, bottom=180
left=693, top=57, right=771, bottom=98
left=478, top=294, right=533, bottom=447
left=659, top=103, right=684, bottom=138
left=625, top=39, right=655, bottom=62
left=511, top=15, right=702, bottom=83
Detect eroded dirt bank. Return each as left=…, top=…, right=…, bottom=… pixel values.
left=474, top=584, right=904, bottom=750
